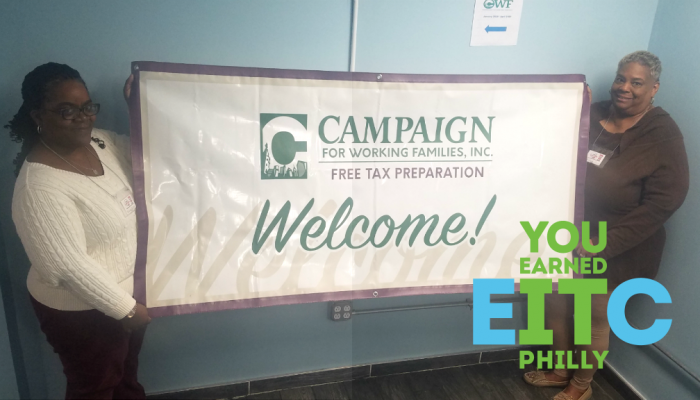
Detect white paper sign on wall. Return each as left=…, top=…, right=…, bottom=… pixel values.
left=470, top=0, right=524, bottom=46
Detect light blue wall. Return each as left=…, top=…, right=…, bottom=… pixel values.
left=0, top=229, right=19, bottom=400
left=355, top=0, right=658, bottom=95
left=0, top=0, right=660, bottom=397
left=0, top=310, right=18, bottom=400
left=606, top=1, right=700, bottom=399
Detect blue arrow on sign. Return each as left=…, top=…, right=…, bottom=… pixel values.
left=485, top=25, right=507, bottom=33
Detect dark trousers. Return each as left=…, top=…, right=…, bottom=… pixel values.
left=31, top=297, right=146, bottom=399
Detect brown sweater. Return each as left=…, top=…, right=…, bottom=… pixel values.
left=584, top=101, right=689, bottom=287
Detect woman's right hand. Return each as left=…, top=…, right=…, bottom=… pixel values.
left=123, top=74, right=134, bottom=104
left=120, top=303, right=151, bottom=332
left=586, top=83, right=593, bottom=104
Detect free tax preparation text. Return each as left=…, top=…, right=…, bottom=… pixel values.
left=331, top=166, right=485, bottom=180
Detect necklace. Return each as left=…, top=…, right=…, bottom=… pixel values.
left=83, top=148, right=100, bottom=174
left=592, top=103, right=653, bottom=150
left=83, top=145, right=129, bottom=189
left=41, top=140, right=100, bottom=175
left=40, top=139, right=130, bottom=200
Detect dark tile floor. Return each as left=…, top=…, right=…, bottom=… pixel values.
left=240, top=361, right=628, bottom=400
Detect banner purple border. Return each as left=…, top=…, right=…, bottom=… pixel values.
left=128, top=61, right=589, bottom=317
left=129, top=66, right=147, bottom=305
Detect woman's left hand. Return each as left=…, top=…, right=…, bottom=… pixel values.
left=123, top=74, right=134, bottom=104
left=121, top=303, right=151, bottom=332
left=575, top=239, right=598, bottom=258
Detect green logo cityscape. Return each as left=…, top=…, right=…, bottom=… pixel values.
left=260, top=113, right=309, bottom=180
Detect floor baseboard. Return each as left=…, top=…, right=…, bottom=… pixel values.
left=147, top=346, right=638, bottom=399
left=598, top=360, right=644, bottom=400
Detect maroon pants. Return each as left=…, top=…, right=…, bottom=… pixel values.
left=31, top=297, right=146, bottom=399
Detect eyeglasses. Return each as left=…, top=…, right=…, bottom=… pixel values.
left=45, top=103, right=101, bottom=120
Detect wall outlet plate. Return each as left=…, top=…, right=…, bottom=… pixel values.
left=329, top=301, right=352, bottom=321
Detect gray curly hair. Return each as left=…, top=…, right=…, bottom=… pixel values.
left=618, top=50, right=662, bottom=82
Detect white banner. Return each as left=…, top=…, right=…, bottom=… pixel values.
left=130, top=63, right=588, bottom=316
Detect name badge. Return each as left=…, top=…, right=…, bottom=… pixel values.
left=116, top=188, right=136, bottom=216
left=587, top=150, right=606, bottom=166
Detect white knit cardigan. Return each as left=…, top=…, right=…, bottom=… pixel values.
left=12, top=129, right=138, bottom=320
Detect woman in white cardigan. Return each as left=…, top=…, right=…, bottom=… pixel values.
left=8, top=62, right=150, bottom=399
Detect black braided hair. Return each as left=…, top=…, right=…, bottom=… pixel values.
left=5, top=62, right=86, bottom=176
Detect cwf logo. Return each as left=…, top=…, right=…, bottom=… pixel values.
left=484, top=0, right=513, bottom=9
left=260, top=113, right=309, bottom=180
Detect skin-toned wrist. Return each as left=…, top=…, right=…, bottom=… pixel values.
left=575, top=239, right=598, bottom=258
left=123, top=74, right=134, bottom=106
left=120, top=302, right=151, bottom=332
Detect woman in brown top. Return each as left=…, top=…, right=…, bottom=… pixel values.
left=523, top=51, right=689, bottom=400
